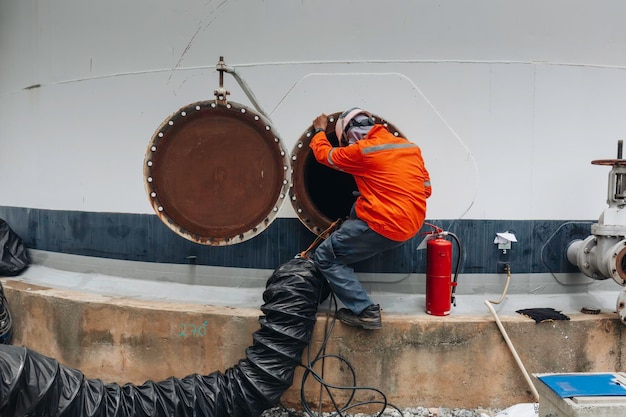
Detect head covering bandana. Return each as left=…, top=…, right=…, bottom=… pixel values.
left=335, top=107, right=374, bottom=146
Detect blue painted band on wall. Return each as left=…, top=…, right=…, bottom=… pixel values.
left=0, top=206, right=591, bottom=274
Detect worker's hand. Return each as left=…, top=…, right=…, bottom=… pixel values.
left=312, top=114, right=328, bottom=131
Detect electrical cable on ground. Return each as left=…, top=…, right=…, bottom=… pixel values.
left=291, top=224, right=404, bottom=417
left=296, top=291, right=404, bottom=417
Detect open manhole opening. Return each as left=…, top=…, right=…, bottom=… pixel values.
left=290, top=112, right=404, bottom=234
left=144, top=101, right=289, bottom=245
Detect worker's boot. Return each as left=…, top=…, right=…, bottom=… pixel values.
left=336, top=304, right=382, bottom=330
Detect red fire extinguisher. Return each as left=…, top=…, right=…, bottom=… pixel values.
left=425, top=230, right=461, bottom=316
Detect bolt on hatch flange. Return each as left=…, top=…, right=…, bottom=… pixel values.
left=144, top=100, right=289, bottom=245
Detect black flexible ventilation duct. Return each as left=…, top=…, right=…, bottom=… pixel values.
left=0, top=257, right=329, bottom=417
left=0, top=282, right=12, bottom=344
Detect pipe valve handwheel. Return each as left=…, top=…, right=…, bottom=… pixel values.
left=568, top=140, right=626, bottom=323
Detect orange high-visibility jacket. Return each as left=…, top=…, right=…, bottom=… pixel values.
left=310, top=124, right=431, bottom=241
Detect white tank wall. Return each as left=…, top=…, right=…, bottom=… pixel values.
left=1, top=0, right=625, bottom=220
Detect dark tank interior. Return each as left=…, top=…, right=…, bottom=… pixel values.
left=304, top=130, right=358, bottom=222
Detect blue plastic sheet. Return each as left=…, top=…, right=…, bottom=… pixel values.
left=537, top=373, right=626, bottom=398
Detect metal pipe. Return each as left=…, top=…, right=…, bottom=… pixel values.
left=217, top=58, right=271, bottom=121
left=484, top=300, right=540, bottom=402
left=484, top=266, right=540, bottom=402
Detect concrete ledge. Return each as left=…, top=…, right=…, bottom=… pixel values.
left=2, top=279, right=625, bottom=410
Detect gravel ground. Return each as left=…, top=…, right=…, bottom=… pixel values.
left=261, top=406, right=510, bottom=417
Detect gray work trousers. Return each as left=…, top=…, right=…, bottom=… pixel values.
left=313, top=217, right=404, bottom=314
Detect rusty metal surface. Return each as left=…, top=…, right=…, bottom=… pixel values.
left=290, top=112, right=404, bottom=234
left=144, top=101, right=289, bottom=245
left=592, top=159, right=626, bottom=166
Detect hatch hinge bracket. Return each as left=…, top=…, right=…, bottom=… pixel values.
left=214, top=56, right=271, bottom=121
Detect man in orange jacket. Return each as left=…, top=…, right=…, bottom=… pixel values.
left=310, top=108, right=431, bottom=329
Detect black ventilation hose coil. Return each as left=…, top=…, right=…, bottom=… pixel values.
left=0, top=257, right=329, bottom=417
left=0, top=282, right=12, bottom=344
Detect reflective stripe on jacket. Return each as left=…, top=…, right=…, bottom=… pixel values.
left=310, top=124, right=431, bottom=241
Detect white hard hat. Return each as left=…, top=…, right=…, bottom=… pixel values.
left=335, top=107, right=373, bottom=146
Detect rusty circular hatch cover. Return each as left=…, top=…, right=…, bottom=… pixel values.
left=144, top=101, right=289, bottom=245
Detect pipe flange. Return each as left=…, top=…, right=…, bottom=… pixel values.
left=590, top=223, right=626, bottom=236
left=144, top=100, right=290, bottom=245
left=573, top=235, right=601, bottom=279
left=607, top=239, right=626, bottom=286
